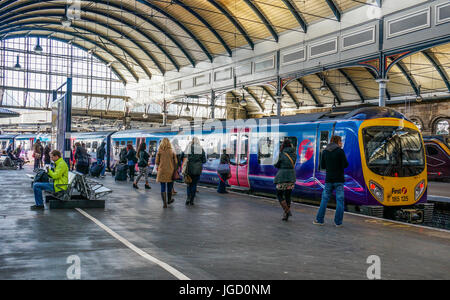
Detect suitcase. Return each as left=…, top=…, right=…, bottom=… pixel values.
left=115, top=163, right=128, bottom=181
left=90, top=163, right=103, bottom=178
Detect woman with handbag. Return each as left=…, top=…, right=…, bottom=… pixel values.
left=217, top=149, right=231, bottom=194
left=274, top=139, right=297, bottom=221
left=156, top=138, right=177, bottom=208
left=133, top=143, right=151, bottom=190
left=126, top=144, right=138, bottom=181
left=183, top=137, right=206, bottom=205
left=171, top=138, right=183, bottom=196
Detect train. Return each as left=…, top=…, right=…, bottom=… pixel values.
left=423, top=136, right=450, bottom=181
left=0, top=133, right=50, bottom=161
left=0, top=107, right=438, bottom=222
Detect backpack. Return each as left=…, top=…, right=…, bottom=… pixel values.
left=138, top=151, right=150, bottom=168
left=90, top=162, right=103, bottom=177
left=115, top=163, right=128, bottom=181
left=34, top=169, right=50, bottom=184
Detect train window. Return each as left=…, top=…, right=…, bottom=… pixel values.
left=206, top=138, right=221, bottom=160
left=258, top=137, right=274, bottom=165
left=240, top=134, right=249, bottom=165
left=229, top=134, right=238, bottom=165
left=426, top=145, right=439, bottom=156
left=120, top=141, right=125, bottom=146
left=319, top=131, right=329, bottom=170
left=92, top=141, right=98, bottom=150
left=86, top=142, right=91, bottom=149
left=127, top=141, right=133, bottom=145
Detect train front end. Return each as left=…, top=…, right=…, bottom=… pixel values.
left=359, top=118, right=431, bottom=223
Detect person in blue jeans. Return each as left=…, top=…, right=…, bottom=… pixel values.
left=96, top=141, right=107, bottom=177
left=314, top=135, right=348, bottom=227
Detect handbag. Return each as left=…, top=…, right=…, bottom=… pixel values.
left=183, top=159, right=192, bottom=184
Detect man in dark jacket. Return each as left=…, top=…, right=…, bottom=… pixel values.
left=314, top=135, right=349, bottom=227
left=97, top=141, right=107, bottom=177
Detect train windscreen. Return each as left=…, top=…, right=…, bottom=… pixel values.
left=363, top=126, right=425, bottom=177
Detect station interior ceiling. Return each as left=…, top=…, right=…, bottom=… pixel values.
left=0, top=0, right=449, bottom=132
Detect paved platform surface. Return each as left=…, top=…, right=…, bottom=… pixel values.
left=0, top=166, right=449, bottom=280
left=428, top=181, right=450, bottom=203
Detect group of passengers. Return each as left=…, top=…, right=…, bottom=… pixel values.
left=1, top=144, right=25, bottom=169
left=30, top=134, right=349, bottom=226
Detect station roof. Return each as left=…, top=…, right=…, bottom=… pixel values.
left=0, top=108, right=20, bottom=118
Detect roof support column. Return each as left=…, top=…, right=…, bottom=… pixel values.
left=163, top=99, right=168, bottom=127
left=376, top=78, right=389, bottom=107
left=210, top=90, right=215, bottom=120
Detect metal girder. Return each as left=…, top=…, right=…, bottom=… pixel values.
left=0, top=29, right=134, bottom=84
left=243, top=0, right=279, bottom=42
left=243, top=87, right=265, bottom=111
left=283, top=86, right=301, bottom=108
left=281, top=0, right=307, bottom=33
left=173, top=0, right=232, bottom=57
left=338, top=69, right=365, bottom=102
left=422, top=50, right=450, bottom=92
left=0, top=4, right=182, bottom=71
left=325, top=0, right=341, bottom=22
left=316, top=73, right=341, bottom=105
left=207, top=0, right=254, bottom=50
left=376, top=0, right=382, bottom=8
left=366, top=68, right=391, bottom=100
left=260, top=86, right=277, bottom=104
left=393, top=60, right=420, bottom=96
left=0, top=14, right=158, bottom=78
left=0, top=0, right=211, bottom=64
left=296, top=78, right=322, bottom=107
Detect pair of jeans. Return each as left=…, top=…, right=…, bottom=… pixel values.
left=128, top=162, right=135, bottom=179
left=187, top=175, right=200, bottom=200
left=316, top=182, right=345, bottom=225
left=217, top=173, right=227, bottom=193
left=160, top=182, right=174, bottom=193
left=97, top=159, right=106, bottom=176
left=33, top=182, right=54, bottom=206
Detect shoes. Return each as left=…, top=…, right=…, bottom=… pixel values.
left=313, top=220, right=324, bottom=226
left=30, top=205, right=44, bottom=210
left=282, top=213, right=289, bottom=221
left=172, top=190, right=177, bottom=195
left=133, top=183, right=139, bottom=189
left=145, top=184, right=151, bottom=190
left=334, top=223, right=343, bottom=228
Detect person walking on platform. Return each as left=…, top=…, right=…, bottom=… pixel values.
left=96, top=141, right=107, bottom=178
left=126, top=144, right=138, bottom=181
left=31, top=150, right=68, bottom=210
left=171, top=138, right=183, bottom=196
left=274, top=139, right=297, bottom=221
left=74, top=142, right=89, bottom=175
left=44, top=144, right=51, bottom=166
left=33, top=139, right=43, bottom=171
left=133, top=142, right=151, bottom=190
left=217, top=149, right=231, bottom=194
left=156, top=138, right=177, bottom=208
left=183, top=137, right=206, bottom=206
left=314, top=135, right=348, bottom=227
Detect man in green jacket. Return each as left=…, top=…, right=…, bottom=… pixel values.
left=31, top=150, right=69, bottom=210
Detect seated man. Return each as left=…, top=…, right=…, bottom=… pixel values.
left=31, top=150, right=69, bottom=210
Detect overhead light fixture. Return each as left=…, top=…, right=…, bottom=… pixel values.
left=142, top=113, right=148, bottom=119
left=61, top=6, right=72, bottom=27
left=184, top=105, right=190, bottom=113
left=33, top=38, right=43, bottom=53
left=415, top=85, right=423, bottom=103
left=319, top=76, right=328, bottom=96
left=14, top=55, right=21, bottom=69
left=240, top=90, right=247, bottom=106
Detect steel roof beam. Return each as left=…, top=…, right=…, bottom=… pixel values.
left=316, top=73, right=341, bottom=105
left=283, top=86, right=301, bottom=108
left=281, top=0, right=307, bottom=33
left=207, top=0, right=254, bottom=50
left=325, top=0, right=341, bottom=22
left=393, top=60, right=420, bottom=96
left=0, top=6, right=179, bottom=72
left=0, top=27, right=137, bottom=83
left=243, top=87, right=265, bottom=112
left=422, top=50, right=450, bottom=92
left=0, top=0, right=212, bottom=63
left=243, top=0, right=279, bottom=42
left=173, top=0, right=232, bottom=57
left=296, top=78, right=322, bottom=107
left=260, top=86, right=277, bottom=104
left=338, top=69, right=365, bottom=102
left=0, top=17, right=154, bottom=80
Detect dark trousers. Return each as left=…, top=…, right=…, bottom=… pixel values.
left=276, top=189, right=293, bottom=206
left=217, top=173, right=228, bottom=193
left=128, top=164, right=135, bottom=179
left=34, top=157, right=41, bottom=170
left=187, top=175, right=200, bottom=200
left=160, top=182, right=174, bottom=193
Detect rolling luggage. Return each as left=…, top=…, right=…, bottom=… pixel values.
left=90, top=163, right=103, bottom=178
left=115, top=163, right=128, bottom=181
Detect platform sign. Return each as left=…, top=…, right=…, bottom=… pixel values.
left=51, top=78, right=72, bottom=164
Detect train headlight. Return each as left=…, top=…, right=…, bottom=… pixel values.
left=369, top=180, right=384, bottom=202
left=415, top=180, right=425, bottom=201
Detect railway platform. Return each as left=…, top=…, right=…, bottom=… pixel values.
left=0, top=166, right=449, bottom=280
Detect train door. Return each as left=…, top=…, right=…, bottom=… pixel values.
left=228, top=128, right=251, bottom=188
left=314, top=123, right=335, bottom=198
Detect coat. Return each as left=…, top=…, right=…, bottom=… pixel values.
left=156, top=149, right=177, bottom=183
left=274, top=146, right=297, bottom=184
left=321, top=143, right=348, bottom=183
left=48, top=158, right=69, bottom=192
left=186, top=144, right=206, bottom=176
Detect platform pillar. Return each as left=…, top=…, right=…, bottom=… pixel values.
left=376, top=78, right=389, bottom=107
